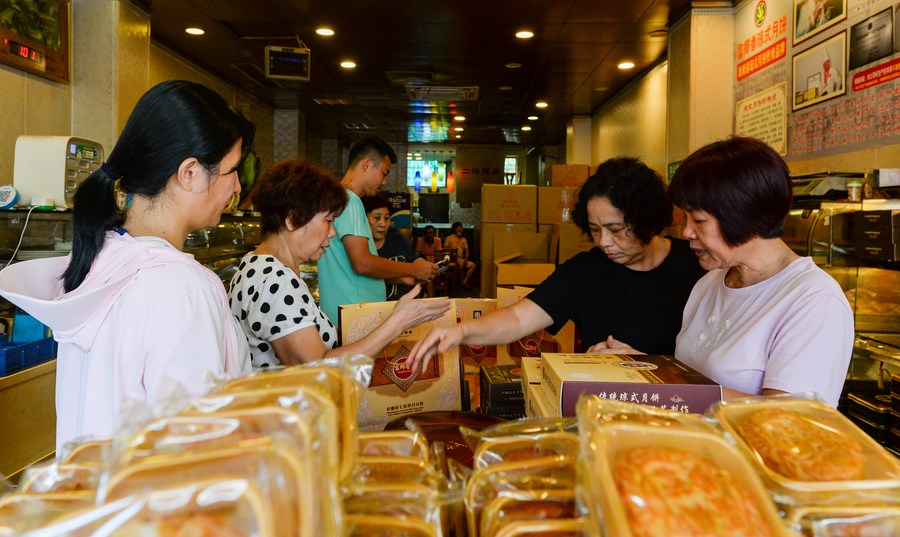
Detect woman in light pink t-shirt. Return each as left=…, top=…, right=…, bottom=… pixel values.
left=599, top=137, right=853, bottom=407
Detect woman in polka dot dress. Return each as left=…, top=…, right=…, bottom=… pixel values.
left=229, top=159, right=450, bottom=368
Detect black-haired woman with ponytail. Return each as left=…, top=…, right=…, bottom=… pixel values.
left=0, top=80, right=255, bottom=450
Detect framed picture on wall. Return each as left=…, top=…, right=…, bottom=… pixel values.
left=794, top=0, right=847, bottom=45
left=0, top=0, right=70, bottom=83
left=792, top=31, right=846, bottom=111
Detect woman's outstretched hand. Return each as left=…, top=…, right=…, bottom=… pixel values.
left=585, top=334, right=644, bottom=354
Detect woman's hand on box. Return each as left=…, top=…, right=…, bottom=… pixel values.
left=585, top=335, right=644, bottom=355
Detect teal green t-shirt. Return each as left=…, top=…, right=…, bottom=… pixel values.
left=317, top=189, right=386, bottom=324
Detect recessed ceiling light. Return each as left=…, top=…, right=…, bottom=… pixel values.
left=505, top=62, right=522, bottom=69
left=185, top=27, right=205, bottom=36
left=648, top=29, right=668, bottom=38
left=455, top=134, right=462, bottom=139
left=415, top=156, right=423, bottom=160
left=527, top=115, right=538, bottom=121
left=521, top=125, right=532, bottom=131
left=407, top=155, right=412, bottom=160
left=499, top=85, right=513, bottom=91
left=340, top=60, right=356, bottom=69
left=454, top=127, right=464, bottom=132
left=515, top=30, right=534, bottom=39
left=535, top=101, right=548, bottom=108
left=454, top=115, right=466, bottom=121
left=316, top=27, right=335, bottom=36
left=618, top=61, right=635, bottom=70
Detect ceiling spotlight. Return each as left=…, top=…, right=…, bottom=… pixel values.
left=499, top=85, right=513, bottom=91
left=618, top=61, right=635, bottom=70
left=521, top=125, right=532, bottom=131
left=454, top=115, right=466, bottom=121
left=515, top=30, right=534, bottom=39
left=453, top=127, right=464, bottom=132
left=527, top=116, right=538, bottom=121
left=340, top=60, right=356, bottom=69
left=316, top=27, right=335, bottom=36
left=185, top=27, right=205, bottom=36
left=415, top=156, right=423, bottom=160
left=407, top=155, right=412, bottom=160
left=455, top=134, right=462, bottom=139
left=648, top=29, right=668, bottom=38
left=505, top=62, right=522, bottom=69
left=535, top=101, right=548, bottom=108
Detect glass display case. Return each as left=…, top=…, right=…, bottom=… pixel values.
left=784, top=199, right=900, bottom=385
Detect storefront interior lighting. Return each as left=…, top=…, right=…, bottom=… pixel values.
left=185, top=27, right=205, bottom=35
left=535, top=101, right=548, bottom=108
left=521, top=125, right=532, bottom=131
left=528, top=116, right=538, bottom=121
left=617, top=61, right=635, bottom=70
left=340, top=60, right=356, bottom=69
left=316, top=28, right=335, bottom=36
left=454, top=115, right=466, bottom=121
left=453, top=127, right=464, bottom=132
left=515, top=30, right=534, bottom=39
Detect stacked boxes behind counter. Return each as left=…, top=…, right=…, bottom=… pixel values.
left=544, top=164, right=590, bottom=187
left=480, top=364, right=525, bottom=419
left=480, top=185, right=538, bottom=298
left=855, top=210, right=900, bottom=261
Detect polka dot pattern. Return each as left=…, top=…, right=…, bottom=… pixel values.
left=229, top=253, right=337, bottom=368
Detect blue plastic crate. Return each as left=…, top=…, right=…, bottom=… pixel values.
left=0, top=337, right=57, bottom=376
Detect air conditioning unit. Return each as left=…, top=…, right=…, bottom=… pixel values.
left=265, top=46, right=310, bottom=81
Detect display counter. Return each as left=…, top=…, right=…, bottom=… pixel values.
left=0, top=359, right=55, bottom=482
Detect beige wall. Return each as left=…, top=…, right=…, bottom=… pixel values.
left=592, top=62, right=668, bottom=177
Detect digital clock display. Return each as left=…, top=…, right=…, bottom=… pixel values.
left=5, top=39, right=43, bottom=64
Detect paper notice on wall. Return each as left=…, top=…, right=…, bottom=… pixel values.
left=735, top=82, right=787, bottom=155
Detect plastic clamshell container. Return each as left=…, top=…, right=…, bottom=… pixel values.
left=358, top=430, right=431, bottom=460
left=713, top=398, right=900, bottom=505
left=59, top=437, right=111, bottom=465
left=24, top=478, right=274, bottom=537
left=587, top=423, right=791, bottom=537
left=786, top=505, right=900, bottom=536
left=17, top=462, right=98, bottom=494
left=105, top=439, right=308, bottom=537
left=465, top=456, right=576, bottom=537
left=0, top=337, right=56, bottom=375
left=346, top=514, right=437, bottom=537
left=473, top=431, right=579, bottom=470
left=216, top=365, right=358, bottom=478
left=492, top=518, right=584, bottom=537
left=480, top=488, right=576, bottom=537
left=350, top=456, right=442, bottom=487
left=0, top=492, right=93, bottom=534
left=343, top=482, right=443, bottom=536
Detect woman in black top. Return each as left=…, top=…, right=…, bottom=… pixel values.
left=408, top=157, right=707, bottom=370
left=363, top=195, right=419, bottom=301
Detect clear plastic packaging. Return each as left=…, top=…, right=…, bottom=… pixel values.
left=58, top=436, right=111, bottom=465
left=214, top=357, right=371, bottom=479
left=0, top=492, right=93, bottom=535
left=480, top=489, right=576, bottom=537
left=581, top=422, right=792, bottom=537
left=343, top=483, right=442, bottom=535
left=472, top=432, right=579, bottom=470
left=19, top=478, right=273, bottom=537
left=104, top=440, right=307, bottom=536
left=349, top=456, right=443, bottom=488
left=359, top=430, right=431, bottom=461
left=710, top=394, right=900, bottom=506
left=346, top=514, right=437, bottom=537
left=17, top=462, right=98, bottom=494
left=465, top=456, right=576, bottom=537
left=492, top=517, right=584, bottom=537
left=788, top=506, right=900, bottom=536
left=576, top=395, right=718, bottom=435
left=144, top=387, right=342, bottom=535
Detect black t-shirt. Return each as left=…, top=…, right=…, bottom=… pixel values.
left=526, top=238, right=706, bottom=355
left=377, top=232, right=418, bottom=301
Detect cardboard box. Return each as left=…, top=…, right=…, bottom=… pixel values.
left=484, top=404, right=526, bottom=420
left=340, top=298, right=462, bottom=430
left=554, top=223, right=593, bottom=265
left=495, top=254, right=555, bottom=290
left=525, top=382, right=555, bottom=418
left=480, top=223, right=539, bottom=262
left=481, top=364, right=525, bottom=408
left=548, top=164, right=590, bottom=187
left=541, top=353, right=722, bottom=417
left=520, top=357, right=542, bottom=388
left=481, top=184, right=537, bottom=224
left=456, top=298, right=500, bottom=410
left=538, top=186, right=579, bottom=224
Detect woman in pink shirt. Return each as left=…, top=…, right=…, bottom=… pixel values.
left=0, top=81, right=255, bottom=450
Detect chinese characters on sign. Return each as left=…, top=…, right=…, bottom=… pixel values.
left=737, top=15, right=788, bottom=61
left=591, top=390, right=692, bottom=413
left=736, top=83, right=788, bottom=155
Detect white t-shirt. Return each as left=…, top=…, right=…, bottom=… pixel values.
left=229, top=253, right=337, bottom=368
left=675, top=257, right=853, bottom=407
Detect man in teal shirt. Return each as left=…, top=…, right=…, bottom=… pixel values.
left=318, top=137, right=438, bottom=324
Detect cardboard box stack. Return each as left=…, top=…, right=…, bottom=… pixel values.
left=480, top=184, right=538, bottom=298
left=480, top=364, right=525, bottom=419
left=545, top=164, right=590, bottom=187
